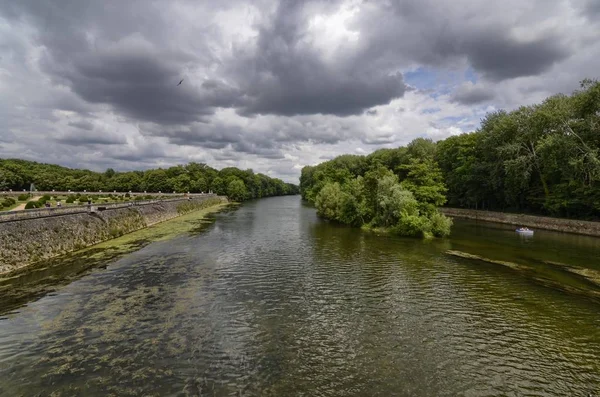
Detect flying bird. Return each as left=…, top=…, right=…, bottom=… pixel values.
left=177, top=79, right=184, bottom=86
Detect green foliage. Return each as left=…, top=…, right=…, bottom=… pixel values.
left=65, top=195, right=76, bottom=204
left=226, top=178, right=248, bottom=202
left=0, top=159, right=299, bottom=203
left=306, top=151, right=452, bottom=238
left=435, top=79, right=600, bottom=219
left=17, top=194, right=29, bottom=201
left=315, top=182, right=344, bottom=220
left=429, top=212, right=453, bottom=237
left=2, top=197, right=16, bottom=207
left=25, top=201, right=41, bottom=209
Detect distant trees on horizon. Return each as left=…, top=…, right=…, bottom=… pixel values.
left=0, top=160, right=299, bottom=201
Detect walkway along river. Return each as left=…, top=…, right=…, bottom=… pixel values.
left=0, top=196, right=599, bottom=396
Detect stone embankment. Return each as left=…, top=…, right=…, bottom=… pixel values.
left=441, top=208, right=600, bottom=237
left=0, top=196, right=227, bottom=275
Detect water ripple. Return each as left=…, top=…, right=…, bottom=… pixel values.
left=0, top=197, right=599, bottom=396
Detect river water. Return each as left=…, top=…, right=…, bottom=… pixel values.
left=0, top=196, right=599, bottom=396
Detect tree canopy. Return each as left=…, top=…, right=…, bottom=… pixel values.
left=436, top=79, right=600, bottom=219
left=301, top=139, right=452, bottom=238
left=0, top=160, right=299, bottom=201
left=302, top=79, right=600, bottom=233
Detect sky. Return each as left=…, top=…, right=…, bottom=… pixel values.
left=0, top=0, right=598, bottom=183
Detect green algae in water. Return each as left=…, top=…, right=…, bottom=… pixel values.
left=0, top=202, right=234, bottom=315
left=446, top=250, right=600, bottom=303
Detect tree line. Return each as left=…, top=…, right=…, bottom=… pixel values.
left=301, top=79, right=600, bottom=234
left=0, top=160, right=299, bottom=202
left=437, top=79, right=600, bottom=219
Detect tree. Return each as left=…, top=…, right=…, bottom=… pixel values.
left=226, top=178, right=248, bottom=201
left=400, top=158, right=447, bottom=214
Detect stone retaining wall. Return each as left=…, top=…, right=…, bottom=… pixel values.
left=441, top=208, right=600, bottom=237
left=0, top=196, right=227, bottom=275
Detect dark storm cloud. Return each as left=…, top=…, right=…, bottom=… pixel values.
left=361, top=135, right=396, bottom=145
left=584, top=0, right=600, bottom=17
left=463, top=34, right=569, bottom=81
left=39, top=40, right=240, bottom=125
left=1, top=0, right=239, bottom=125
left=232, top=141, right=284, bottom=159
left=68, top=120, right=94, bottom=131
left=56, top=130, right=127, bottom=146
left=356, top=0, right=572, bottom=81
left=232, top=0, right=408, bottom=117
left=451, top=84, right=495, bottom=105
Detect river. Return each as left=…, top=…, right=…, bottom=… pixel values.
left=0, top=196, right=599, bottom=396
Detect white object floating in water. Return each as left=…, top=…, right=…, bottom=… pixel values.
left=516, top=228, right=534, bottom=235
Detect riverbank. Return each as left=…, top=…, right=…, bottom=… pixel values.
left=441, top=208, right=600, bottom=237
left=0, top=196, right=228, bottom=275
left=0, top=201, right=235, bottom=314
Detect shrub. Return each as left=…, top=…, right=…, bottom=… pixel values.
left=429, top=212, right=453, bottom=237
left=125, top=192, right=131, bottom=198
left=18, top=194, right=29, bottom=201
left=135, top=196, right=144, bottom=201
left=25, top=201, right=40, bottom=209
left=65, top=196, right=75, bottom=204
left=393, top=214, right=430, bottom=238
left=3, top=197, right=16, bottom=207
left=42, top=194, right=51, bottom=201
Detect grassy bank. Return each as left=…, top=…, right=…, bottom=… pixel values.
left=0, top=202, right=237, bottom=315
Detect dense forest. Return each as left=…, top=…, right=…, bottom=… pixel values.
left=0, top=160, right=299, bottom=202
left=437, top=79, right=600, bottom=219
left=301, top=79, right=600, bottom=233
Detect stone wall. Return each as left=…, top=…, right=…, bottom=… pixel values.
left=0, top=196, right=227, bottom=275
left=441, top=208, right=600, bottom=237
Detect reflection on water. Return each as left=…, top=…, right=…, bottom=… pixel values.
left=0, top=196, right=599, bottom=396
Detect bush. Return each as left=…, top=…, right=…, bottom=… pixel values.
left=25, top=201, right=41, bottom=209
left=18, top=194, right=29, bottom=201
left=65, top=196, right=75, bottom=204
left=429, top=212, right=453, bottom=237
left=3, top=197, right=16, bottom=207
left=393, top=214, right=430, bottom=238
left=41, top=194, right=51, bottom=201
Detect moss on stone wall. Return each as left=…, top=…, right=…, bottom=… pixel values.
left=0, top=197, right=228, bottom=275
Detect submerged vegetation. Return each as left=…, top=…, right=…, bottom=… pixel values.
left=0, top=201, right=234, bottom=314
left=302, top=79, right=600, bottom=234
